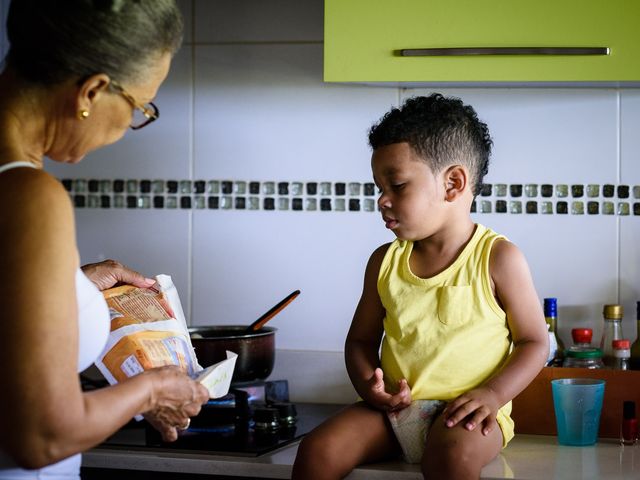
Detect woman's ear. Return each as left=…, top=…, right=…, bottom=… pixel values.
left=76, top=73, right=111, bottom=115
left=444, top=165, right=468, bottom=202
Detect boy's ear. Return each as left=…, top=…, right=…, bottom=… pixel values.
left=444, top=165, right=468, bottom=202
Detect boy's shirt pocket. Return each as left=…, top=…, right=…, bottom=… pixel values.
left=437, top=285, right=473, bottom=327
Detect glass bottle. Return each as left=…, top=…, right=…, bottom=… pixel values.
left=544, top=298, right=564, bottom=366
left=621, top=400, right=638, bottom=446
left=630, top=302, right=640, bottom=370
left=613, top=339, right=631, bottom=370
left=600, top=304, right=624, bottom=368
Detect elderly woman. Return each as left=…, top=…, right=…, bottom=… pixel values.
left=0, top=1, right=209, bottom=478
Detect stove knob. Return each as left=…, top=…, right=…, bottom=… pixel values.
left=253, top=407, right=280, bottom=430
left=271, top=402, right=297, bottom=426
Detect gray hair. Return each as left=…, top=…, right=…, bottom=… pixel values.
left=5, top=0, right=183, bottom=85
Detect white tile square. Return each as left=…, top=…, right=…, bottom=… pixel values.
left=45, top=48, right=192, bottom=179
left=620, top=217, right=640, bottom=344
left=74, top=209, right=192, bottom=318
left=402, top=89, right=619, bottom=184
left=194, top=0, right=323, bottom=43
left=194, top=44, right=398, bottom=180
left=191, top=210, right=393, bottom=351
left=621, top=90, right=640, bottom=181
left=271, top=350, right=356, bottom=403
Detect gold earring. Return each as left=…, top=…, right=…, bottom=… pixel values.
left=78, top=109, right=90, bottom=119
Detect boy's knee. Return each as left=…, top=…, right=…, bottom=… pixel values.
left=422, top=439, right=480, bottom=478
left=296, top=431, right=339, bottom=466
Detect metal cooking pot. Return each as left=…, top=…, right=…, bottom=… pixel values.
left=189, top=326, right=276, bottom=384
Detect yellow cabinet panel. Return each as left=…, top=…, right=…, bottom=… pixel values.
left=325, top=0, right=640, bottom=84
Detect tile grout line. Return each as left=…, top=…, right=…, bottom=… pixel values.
left=187, top=0, right=196, bottom=326
left=616, top=90, right=622, bottom=304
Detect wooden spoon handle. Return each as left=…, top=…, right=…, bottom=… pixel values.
left=248, top=290, right=301, bottom=332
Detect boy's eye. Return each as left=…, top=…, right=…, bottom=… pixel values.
left=391, top=183, right=405, bottom=191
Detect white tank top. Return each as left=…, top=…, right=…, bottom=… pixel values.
left=0, top=162, right=110, bottom=478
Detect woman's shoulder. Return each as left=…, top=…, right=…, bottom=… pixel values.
left=0, top=166, right=75, bottom=244
left=0, top=165, right=71, bottom=209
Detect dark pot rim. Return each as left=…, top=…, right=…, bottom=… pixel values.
left=189, top=325, right=277, bottom=340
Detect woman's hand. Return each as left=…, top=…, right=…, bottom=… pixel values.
left=441, top=386, right=501, bottom=436
left=143, top=365, right=209, bottom=442
left=363, top=367, right=411, bottom=412
left=81, top=259, right=156, bottom=291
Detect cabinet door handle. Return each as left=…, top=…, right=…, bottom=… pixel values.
left=398, top=47, right=610, bottom=56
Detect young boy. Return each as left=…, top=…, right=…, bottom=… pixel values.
left=292, top=94, right=549, bottom=480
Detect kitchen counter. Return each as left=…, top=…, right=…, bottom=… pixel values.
left=83, top=434, right=640, bottom=479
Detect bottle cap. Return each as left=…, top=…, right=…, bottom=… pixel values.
left=571, top=328, right=592, bottom=344
left=603, top=304, right=624, bottom=319
left=565, top=347, right=602, bottom=359
left=613, top=339, right=631, bottom=350
left=624, top=401, right=637, bottom=420
left=544, top=298, right=557, bottom=317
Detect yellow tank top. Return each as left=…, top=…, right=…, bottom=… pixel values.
left=378, top=224, right=514, bottom=444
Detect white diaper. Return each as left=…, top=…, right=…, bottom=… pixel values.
left=387, top=400, right=447, bottom=463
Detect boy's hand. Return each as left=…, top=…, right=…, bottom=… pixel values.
left=441, top=386, right=501, bottom=436
left=364, top=367, right=411, bottom=412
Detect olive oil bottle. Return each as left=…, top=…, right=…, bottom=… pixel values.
left=545, top=297, right=564, bottom=366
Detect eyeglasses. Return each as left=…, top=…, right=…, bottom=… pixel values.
left=109, top=81, right=160, bottom=130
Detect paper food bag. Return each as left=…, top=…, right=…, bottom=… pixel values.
left=94, top=274, right=235, bottom=399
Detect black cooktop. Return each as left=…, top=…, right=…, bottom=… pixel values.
left=99, top=382, right=343, bottom=457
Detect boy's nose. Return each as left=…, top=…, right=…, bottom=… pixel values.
left=378, top=194, right=391, bottom=209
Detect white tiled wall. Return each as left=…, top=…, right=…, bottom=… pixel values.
left=620, top=90, right=640, bottom=338
left=0, top=0, right=7, bottom=60
left=34, top=0, right=640, bottom=402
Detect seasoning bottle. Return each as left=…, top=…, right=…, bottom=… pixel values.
left=600, top=304, right=624, bottom=368
left=630, top=302, right=640, bottom=370
left=621, top=400, right=638, bottom=446
left=562, top=347, right=604, bottom=369
left=544, top=298, right=564, bottom=366
left=569, top=328, right=593, bottom=352
left=612, top=339, right=631, bottom=370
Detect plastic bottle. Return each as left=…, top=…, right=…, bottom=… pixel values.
left=544, top=298, right=564, bottom=366
left=569, top=328, right=593, bottom=352
left=612, top=339, right=631, bottom=370
left=562, top=348, right=605, bottom=369
left=600, top=304, right=624, bottom=368
left=630, top=302, right=640, bottom=370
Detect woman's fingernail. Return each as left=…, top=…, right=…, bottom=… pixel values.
left=445, top=420, right=453, bottom=427
left=466, top=422, right=474, bottom=430
left=145, top=277, right=155, bottom=284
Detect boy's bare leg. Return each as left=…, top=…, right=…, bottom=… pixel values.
left=292, top=401, right=400, bottom=480
left=422, top=414, right=503, bottom=480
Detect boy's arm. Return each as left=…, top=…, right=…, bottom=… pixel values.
left=443, top=239, right=549, bottom=434
left=345, top=243, right=411, bottom=411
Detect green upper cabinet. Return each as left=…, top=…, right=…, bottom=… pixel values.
left=324, top=0, right=640, bottom=84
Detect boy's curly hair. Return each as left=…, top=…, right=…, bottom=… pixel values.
left=368, top=94, right=492, bottom=196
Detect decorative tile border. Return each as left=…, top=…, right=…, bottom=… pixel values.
left=470, top=182, right=640, bottom=216
left=61, top=178, right=640, bottom=215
